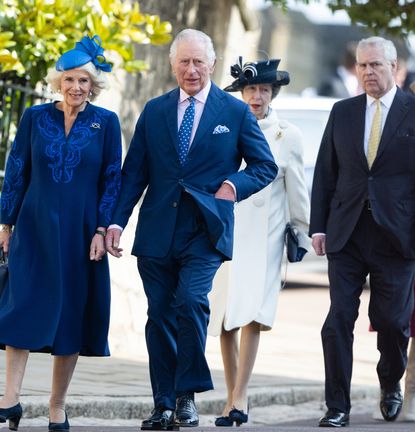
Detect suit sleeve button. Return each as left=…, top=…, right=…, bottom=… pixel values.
left=172, top=202, right=178, bottom=208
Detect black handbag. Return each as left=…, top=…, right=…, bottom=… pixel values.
left=0, top=247, right=8, bottom=296
left=284, top=223, right=307, bottom=263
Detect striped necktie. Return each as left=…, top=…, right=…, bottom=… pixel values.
left=178, top=97, right=195, bottom=165
left=367, top=99, right=382, bottom=168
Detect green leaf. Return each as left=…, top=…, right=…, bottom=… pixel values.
left=123, top=59, right=149, bottom=72
left=0, top=0, right=172, bottom=88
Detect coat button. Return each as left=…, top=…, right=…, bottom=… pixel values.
left=172, top=202, right=178, bottom=208
left=253, top=198, right=265, bottom=207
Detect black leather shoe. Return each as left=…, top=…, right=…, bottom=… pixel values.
left=175, top=394, right=199, bottom=427
left=229, top=407, right=248, bottom=426
left=0, top=403, right=23, bottom=431
left=48, top=412, right=70, bottom=431
left=214, top=416, right=233, bottom=427
left=380, top=384, right=403, bottom=421
left=141, top=407, right=176, bottom=430
left=318, top=409, right=349, bottom=427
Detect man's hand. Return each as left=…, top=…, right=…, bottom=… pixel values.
left=312, top=234, right=326, bottom=256
left=105, top=228, right=124, bottom=258
left=214, top=182, right=236, bottom=202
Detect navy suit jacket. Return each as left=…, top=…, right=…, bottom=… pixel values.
left=112, top=83, right=278, bottom=259
left=310, top=87, right=415, bottom=258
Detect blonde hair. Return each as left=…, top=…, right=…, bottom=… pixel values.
left=45, top=62, right=109, bottom=101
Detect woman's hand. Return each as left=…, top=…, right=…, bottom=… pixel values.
left=0, top=229, right=12, bottom=254
left=89, top=228, right=107, bottom=261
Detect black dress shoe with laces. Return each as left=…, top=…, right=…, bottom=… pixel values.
left=175, top=393, right=199, bottom=427
left=318, top=409, right=349, bottom=427
left=141, top=407, right=177, bottom=431
left=380, top=384, right=403, bottom=421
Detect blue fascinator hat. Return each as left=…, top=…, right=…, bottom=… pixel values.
left=224, top=56, right=289, bottom=92
left=56, top=35, right=112, bottom=72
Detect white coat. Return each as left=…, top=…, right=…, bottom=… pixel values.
left=208, top=108, right=311, bottom=335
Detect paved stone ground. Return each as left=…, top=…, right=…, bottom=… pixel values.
left=8, top=412, right=415, bottom=432
left=2, top=275, right=414, bottom=430
left=2, top=397, right=377, bottom=427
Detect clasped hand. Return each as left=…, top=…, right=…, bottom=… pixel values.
left=89, top=233, right=106, bottom=261
left=103, top=184, right=234, bottom=260
left=105, top=228, right=123, bottom=258
left=0, top=232, right=11, bottom=254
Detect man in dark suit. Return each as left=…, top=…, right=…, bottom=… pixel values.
left=310, top=36, right=415, bottom=427
left=106, top=29, right=277, bottom=429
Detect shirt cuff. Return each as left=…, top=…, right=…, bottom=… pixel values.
left=108, top=224, right=123, bottom=233
left=223, top=180, right=237, bottom=199
left=311, top=233, right=326, bottom=237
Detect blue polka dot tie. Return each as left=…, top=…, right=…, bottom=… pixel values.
left=178, top=97, right=195, bottom=165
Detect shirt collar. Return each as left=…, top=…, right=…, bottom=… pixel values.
left=366, top=85, right=397, bottom=109
left=179, top=80, right=211, bottom=104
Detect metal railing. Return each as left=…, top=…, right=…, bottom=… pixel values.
left=0, top=72, right=50, bottom=188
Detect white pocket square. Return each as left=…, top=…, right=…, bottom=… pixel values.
left=212, top=125, right=230, bottom=134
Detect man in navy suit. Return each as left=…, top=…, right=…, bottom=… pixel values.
left=311, top=36, right=415, bottom=427
left=106, top=29, right=277, bottom=429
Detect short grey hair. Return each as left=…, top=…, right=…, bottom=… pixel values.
left=45, top=62, right=109, bottom=101
left=169, top=28, right=216, bottom=67
left=356, top=36, right=397, bottom=63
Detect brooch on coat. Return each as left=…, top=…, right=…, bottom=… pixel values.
left=276, top=120, right=289, bottom=139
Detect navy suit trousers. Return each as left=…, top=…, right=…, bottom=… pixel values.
left=137, top=192, right=224, bottom=409
left=323, top=205, right=415, bottom=413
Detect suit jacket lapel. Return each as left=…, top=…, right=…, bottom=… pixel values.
left=164, top=88, right=180, bottom=151
left=376, top=88, right=409, bottom=159
left=188, top=83, right=226, bottom=156
left=351, top=95, right=368, bottom=168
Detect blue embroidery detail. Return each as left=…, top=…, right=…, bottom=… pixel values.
left=38, top=110, right=104, bottom=183
left=1, top=153, right=25, bottom=217
left=99, top=138, right=121, bottom=225
left=99, top=155, right=121, bottom=225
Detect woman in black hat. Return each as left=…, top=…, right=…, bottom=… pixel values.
left=0, top=35, right=121, bottom=431
left=209, top=58, right=310, bottom=426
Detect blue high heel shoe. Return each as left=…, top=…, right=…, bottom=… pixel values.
left=214, top=415, right=233, bottom=426
left=48, top=412, right=70, bottom=432
left=0, top=403, right=23, bottom=431
left=229, top=406, right=248, bottom=427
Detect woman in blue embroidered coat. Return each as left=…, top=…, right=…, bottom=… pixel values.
left=0, top=35, right=121, bottom=431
